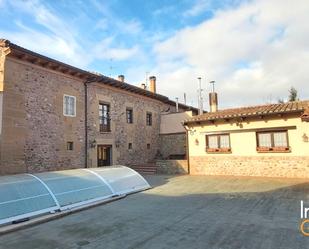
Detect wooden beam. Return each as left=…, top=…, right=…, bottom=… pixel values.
left=200, top=125, right=297, bottom=135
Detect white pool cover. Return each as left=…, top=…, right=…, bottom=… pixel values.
left=0, top=166, right=150, bottom=225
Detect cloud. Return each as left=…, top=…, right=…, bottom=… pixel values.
left=0, top=0, right=91, bottom=67
left=93, top=37, right=140, bottom=61
left=152, top=0, right=309, bottom=108
left=183, top=0, right=211, bottom=17
left=1, top=0, right=142, bottom=68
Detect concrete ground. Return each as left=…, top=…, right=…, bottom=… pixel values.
left=0, top=175, right=309, bottom=249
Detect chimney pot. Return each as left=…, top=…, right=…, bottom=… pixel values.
left=149, top=76, right=156, bottom=93
left=141, top=83, right=146, bottom=90
left=118, top=75, right=125, bottom=82
left=209, top=92, right=218, bottom=112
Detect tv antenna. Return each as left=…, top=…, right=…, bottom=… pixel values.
left=109, top=58, right=114, bottom=77
left=210, top=80, right=215, bottom=92
left=145, top=71, right=150, bottom=87
left=197, top=77, right=203, bottom=115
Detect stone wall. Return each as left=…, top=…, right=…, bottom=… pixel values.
left=0, top=50, right=190, bottom=174
left=0, top=58, right=85, bottom=174
left=190, top=156, right=309, bottom=178
left=159, top=133, right=186, bottom=159
left=87, top=84, right=176, bottom=167
left=156, top=160, right=188, bottom=174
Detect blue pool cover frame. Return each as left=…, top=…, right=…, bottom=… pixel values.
left=0, top=166, right=151, bottom=226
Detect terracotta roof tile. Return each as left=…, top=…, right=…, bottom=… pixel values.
left=184, top=100, right=309, bottom=124
left=1, top=39, right=198, bottom=112
left=301, top=107, right=309, bottom=122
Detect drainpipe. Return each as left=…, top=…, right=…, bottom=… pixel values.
left=84, top=76, right=100, bottom=168
left=183, top=124, right=191, bottom=175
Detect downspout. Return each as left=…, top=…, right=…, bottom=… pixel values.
left=84, top=81, right=88, bottom=168
left=183, top=123, right=191, bottom=175
left=84, top=77, right=100, bottom=168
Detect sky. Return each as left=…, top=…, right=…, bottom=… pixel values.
left=0, top=0, right=309, bottom=110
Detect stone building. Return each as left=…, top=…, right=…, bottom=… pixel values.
left=0, top=39, right=197, bottom=175
left=184, top=91, right=309, bottom=178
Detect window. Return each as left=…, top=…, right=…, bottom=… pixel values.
left=126, top=108, right=133, bottom=124
left=256, top=131, right=289, bottom=152
left=63, top=95, right=76, bottom=117
left=146, top=112, right=152, bottom=126
left=67, top=141, right=74, bottom=151
left=147, top=143, right=150, bottom=149
left=205, top=134, right=231, bottom=153
left=99, top=103, right=111, bottom=132
left=128, top=143, right=132, bottom=150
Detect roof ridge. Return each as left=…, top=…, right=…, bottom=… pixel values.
left=184, top=99, right=309, bottom=124
left=205, top=100, right=309, bottom=114
left=1, top=38, right=198, bottom=112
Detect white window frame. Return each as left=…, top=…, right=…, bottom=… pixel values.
left=63, top=94, right=76, bottom=117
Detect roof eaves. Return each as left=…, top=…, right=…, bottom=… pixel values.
left=2, top=39, right=199, bottom=111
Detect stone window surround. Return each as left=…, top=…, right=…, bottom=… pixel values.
left=99, top=101, right=111, bottom=133
left=63, top=94, right=76, bottom=117
left=146, top=112, right=152, bottom=126
left=126, top=107, right=133, bottom=124
left=66, top=141, right=74, bottom=151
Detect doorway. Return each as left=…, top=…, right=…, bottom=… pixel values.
left=97, top=145, right=112, bottom=167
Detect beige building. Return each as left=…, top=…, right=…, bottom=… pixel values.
left=0, top=39, right=197, bottom=175
left=184, top=93, right=309, bottom=178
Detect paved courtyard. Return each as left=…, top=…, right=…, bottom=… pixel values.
left=0, top=175, right=309, bottom=249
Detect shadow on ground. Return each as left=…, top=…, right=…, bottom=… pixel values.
left=0, top=175, right=308, bottom=249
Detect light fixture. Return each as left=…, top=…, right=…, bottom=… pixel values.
left=90, top=139, right=97, bottom=148
left=195, top=139, right=199, bottom=146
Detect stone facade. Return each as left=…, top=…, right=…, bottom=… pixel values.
left=0, top=45, right=191, bottom=174
left=156, top=159, right=188, bottom=174
left=86, top=83, right=180, bottom=167
left=0, top=58, right=85, bottom=174
left=190, top=156, right=309, bottom=178
left=159, top=133, right=186, bottom=159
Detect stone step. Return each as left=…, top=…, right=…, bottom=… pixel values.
left=129, top=165, right=157, bottom=175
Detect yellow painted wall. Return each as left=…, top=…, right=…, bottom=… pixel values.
left=188, top=114, right=309, bottom=157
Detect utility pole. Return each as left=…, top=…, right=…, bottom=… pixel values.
left=197, top=77, right=203, bottom=115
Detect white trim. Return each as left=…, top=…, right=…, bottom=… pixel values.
left=123, top=166, right=151, bottom=188
left=0, top=193, right=50, bottom=205
left=55, top=184, right=110, bottom=196
left=27, top=174, right=60, bottom=209
left=63, top=94, right=76, bottom=117
left=0, top=207, right=58, bottom=225
left=59, top=195, right=115, bottom=211
left=82, top=168, right=116, bottom=194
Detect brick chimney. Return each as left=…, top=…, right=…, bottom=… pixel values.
left=118, top=75, right=125, bottom=82
left=149, top=76, right=156, bottom=93
left=140, top=83, right=146, bottom=90
left=209, top=92, right=218, bottom=112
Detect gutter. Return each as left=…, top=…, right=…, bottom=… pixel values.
left=182, top=123, right=191, bottom=175
left=84, top=77, right=101, bottom=168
